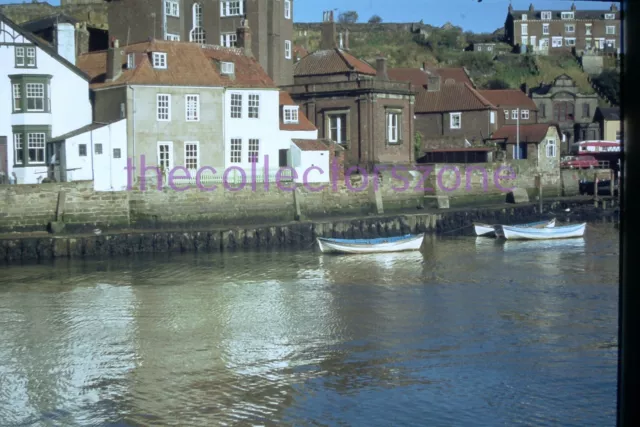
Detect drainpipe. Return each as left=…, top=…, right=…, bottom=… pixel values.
left=90, top=129, right=95, bottom=185
left=131, top=86, right=136, bottom=184
left=516, top=107, right=520, bottom=160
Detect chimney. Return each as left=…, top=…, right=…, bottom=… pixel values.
left=520, top=82, right=528, bottom=95
left=508, top=3, right=513, bottom=14
left=528, top=3, right=534, bottom=13
left=106, top=38, right=123, bottom=82
left=427, top=73, right=441, bottom=91
left=236, top=19, right=253, bottom=57
left=345, top=28, right=350, bottom=50
left=339, top=32, right=344, bottom=49
left=55, top=21, right=76, bottom=65
left=320, top=10, right=337, bottom=50
left=75, top=22, right=90, bottom=56
left=571, top=3, right=576, bottom=11
left=610, top=3, right=618, bottom=12
left=376, top=57, right=388, bottom=80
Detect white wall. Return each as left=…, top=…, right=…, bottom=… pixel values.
left=0, top=20, right=92, bottom=185
left=290, top=144, right=330, bottom=184
left=64, top=119, right=128, bottom=191
left=56, top=23, right=76, bottom=66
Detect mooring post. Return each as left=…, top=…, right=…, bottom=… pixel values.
left=536, top=174, right=543, bottom=214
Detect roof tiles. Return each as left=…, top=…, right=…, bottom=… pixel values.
left=491, top=123, right=557, bottom=143
left=294, top=48, right=377, bottom=77
left=279, top=92, right=317, bottom=131
left=477, top=89, right=538, bottom=110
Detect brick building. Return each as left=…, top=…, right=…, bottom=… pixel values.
left=505, top=2, right=621, bottom=55
left=105, top=0, right=294, bottom=86
left=281, top=11, right=416, bottom=171
left=477, top=89, right=539, bottom=129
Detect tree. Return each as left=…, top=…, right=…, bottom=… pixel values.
left=368, top=15, right=382, bottom=24
left=485, top=78, right=510, bottom=89
left=593, top=69, right=620, bottom=106
left=338, top=11, right=359, bottom=24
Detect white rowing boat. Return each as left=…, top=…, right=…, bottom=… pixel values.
left=475, top=218, right=556, bottom=237
left=494, top=218, right=556, bottom=238
left=317, top=234, right=424, bottom=254
left=501, top=222, right=586, bottom=240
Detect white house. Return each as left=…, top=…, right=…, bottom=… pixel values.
left=290, top=139, right=332, bottom=184
left=0, top=12, right=93, bottom=184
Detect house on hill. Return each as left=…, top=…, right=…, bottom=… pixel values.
left=477, top=89, right=539, bottom=128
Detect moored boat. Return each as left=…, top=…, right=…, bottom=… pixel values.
left=501, top=222, right=586, bottom=240
left=317, top=234, right=424, bottom=254
left=475, top=218, right=556, bottom=237
left=494, top=218, right=556, bottom=238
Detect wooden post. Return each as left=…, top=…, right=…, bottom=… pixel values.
left=610, top=169, right=614, bottom=196
left=536, top=174, right=543, bottom=214
left=56, top=191, right=66, bottom=221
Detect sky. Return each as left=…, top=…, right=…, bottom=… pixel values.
left=0, top=0, right=620, bottom=33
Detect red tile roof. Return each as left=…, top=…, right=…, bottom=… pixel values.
left=294, top=48, right=377, bottom=77
left=477, top=89, right=538, bottom=110
left=279, top=92, right=317, bottom=131
left=294, top=44, right=309, bottom=59
left=387, top=68, right=429, bottom=88
left=77, top=40, right=275, bottom=89
left=415, top=82, right=495, bottom=113
left=436, top=68, right=473, bottom=87
left=292, top=139, right=331, bottom=151
left=491, top=124, right=559, bottom=143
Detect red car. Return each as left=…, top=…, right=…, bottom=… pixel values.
left=561, top=155, right=600, bottom=169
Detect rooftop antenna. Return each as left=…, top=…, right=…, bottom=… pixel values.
left=126, top=25, right=130, bottom=47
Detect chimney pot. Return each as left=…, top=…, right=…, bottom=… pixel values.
left=237, top=20, right=253, bottom=57
left=106, top=41, right=123, bottom=82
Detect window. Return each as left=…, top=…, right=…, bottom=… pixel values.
left=95, top=143, right=103, bottom=155
left=565, top=24, right=575, bottom=33
left=565, top=38, right=576, bottom=47
left=185, top=142, right=199, bottom=170
left=450, top=112, right=461, bottom=129
left=329, top=113, right=348, bottom=144
left=561, top=12, right=574, bottom=20
left=541, top=11, right=552, bottom=20
left=220, top=33, right=237, bottom=47
left=541, top=104, right=546, bottom=118
left=616, top=131, right=621, bottom=141
left=220, top=1, right=243, bottom=17
left=606, top=39, right=616, bottom=49
left=248, top=94, right=259, bottom=118
left=230, top=138, right=242, bottom=163
left=165, top=34, right=180, bottom=41
left=285, top=40, right=292, bottom=59
left=521, top=24, right=528, bottom=36
left=546, top=138, right=556, bottom=158
left=15, top=47, right=37, bottom=67
left=248, top=139, right=259, bottom=163
left=14, top=134, right=23, bottom=165
left=165, top=0, right=179, bottom=17
left=541, top=38, right=549, bottom=48
left=606, top=26, right=616, bottom=35
left=79, top=144, right=87, bottom=157
left=190, top=3, right=205, bottom=43
left=190, top=28, right=206, bottom=43
left=26, top=47, right=36, bottom=67
left=113, top=148, right=122, bottom=159
left=12, top=84, right=21, bottom=112
left=487, top=45, right=493, bottom=52
left=15, top=46, right=24, bottom=67
left=230, top=93, right=242, bottom=118
left=605, top=13, right=615, bottom=20
left=127, top=53, right=135, bottom=69
left=152, top=52, right=167, bottom=68
left=28, top=133, right=46, bottom=164
left=26, top=83, right=45, bottom=111
left=521, top=14, right=527, bottom=21
left=221, top=62, right=235, bottom=74
left=521, top=110, right=530, bottom=120
left=490, top=111, right=495, bottom=124
left=504, top=110, right=509, bottom=120
left=285, top=0, right=291, bottom=19
left=521, top=36, right=528, bottom=46
left=283, top=106, right=299, bottom=123
left=552, top=37, right=563, bottom=48
left=512, top=110, right=518, bottom=119
left=542, top=23, right=549, bottom=35
left=553, top=101, right=574, bottom=122
left=186, top=94, right=200, bottom=121
left=582, top=103, right=590, bottom=117
left=193, top=3, right=203, bottom=26
left=157, top=94, right=171, bottom=121
left=157, top=142, right=173, bottom=172
left=586, top=39, right=592, bottom=50
left=387, top=111, right=401, bottom=143
left=586, top=24, right=592, bottom=36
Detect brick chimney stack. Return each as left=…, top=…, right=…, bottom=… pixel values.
left=528, top=3, right=534, bottom=13
left=345, top=28, right=350, bottom=50
left=376, top=56, right=388, bottom=80
left=320, top=10, right=337, bottom=50
left=106, top=38, right=123, bottom=82
left=610, top=3, right=618, bottom=12
left=571, top=3, right=576, bottom=11
left=237, top=18, right=253, bottom=57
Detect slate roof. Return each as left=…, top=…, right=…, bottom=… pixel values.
left=415, top=82, right=495, bottom=114
left=77, top=39, right=275, bottom=89
left=294, top=48, right=377, bottom=77
left=279, top=92, right=317, bottom=132
left=477, top=89, right=538, bottom=110
left=49, top=122, right=112, bottom=143
left=387, top=67, right=474, bottom=89
left=490, top=123, right=560, bottom=143
left=292, top=139, right=332, bottom=151
left=21, top=13, right=79, bottom=32
left=597, top=107, right=620, bottom=121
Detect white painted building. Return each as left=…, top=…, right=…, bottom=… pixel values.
left=290, top=139, right=332, bottom=184
left=0, top=13, right=93, bottom=184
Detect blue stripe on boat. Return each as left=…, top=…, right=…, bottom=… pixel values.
left=318, top=234, right=417, bottom=244
left=502, top=223, right=584, bottom=234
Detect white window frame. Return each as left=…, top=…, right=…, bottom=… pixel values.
left=565, top=24, right=575, bottom=33
left=26, top=47, right=36, bottom=67
left=521, top=110, right=530, bottom=120
left=184, top=141, right=200, bottom=171
left=541, top=38, right=549, bottom=48
left=328, top=112, right=348, bottom=144
left=285, top=40, right=292, bottom=59
left=605, top=13, right=615, bottom=20
left=221, top=62, right=235, bottom=74
left=521, top=14, right=527, bottom=21
left=585, top=24, right=592, bottom=36
left=283, top=106, right=299, bottom=123
left=127, top=53, right=135, bottom=68
left=387, top=111, right=400, bottom=143
left=15, top=46, right=25, bottom=66
left=248, top=138, right=260, bottom=163
left=504, top=110, right=509, bottom=120
left=586, top=38, right=592, bottom=50
left=542, top=23, right=549, bottom=35
left=152, top=52, right=167, bottom=69
left=27, top=133, right=46, bottom=164
left=12, top=83, right=21, bottom=111
left=541, top=11, right=552, bottom=20
left=165, top=34, right=180, bottom=41
left=185, top=94, right=200, bottom=122
left=230, top=93, right=242, bottom=118
left=157, top=94, right=171, bottom=121
left=248, top=94, right=260, bottom=119
left=14, top=133, right=23, bottom=165
left=606, top=26, right=616, bottom=35
left=606, top=39, right=616, bottom=49
left=230, top=138, right=242, bottom=163
left=490, top=111, right=496, bottom=124
left=552, top=37, right=563, bottom=48
left=157, top=141, right=173, bottom=172
left=449, top=112, right=461, bottom=129
left=521, top=36, right=528, bottom=46
left=193, top=3, right=203, bottom=27
left=546, top=138, right=556, bottom=158
left=565, top=38, right=576, bottom=47
left=220, top=33, right=237, bottom=47
left=220, top=0, right=243, bottom=17
left=512, top=110, right=518, bottom=120
left=285, top=0, right=292, bottom=19
left=165, top=0, right=179, bottom=17
left=26, top=83, right=45, bottom=111
left=561, top=12, right=574, bottom=20
left=521, top=23, right=528, bottom=36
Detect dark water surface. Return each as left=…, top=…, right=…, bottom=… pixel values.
left=0, top=223, right=619, bottom=426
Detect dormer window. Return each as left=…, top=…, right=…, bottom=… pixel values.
left=152, top=52, right=167, bottom=69
left=561, top=12, right=574, bottom=20
left=127, top=53, right=135, bottom=69
left=283, top=106, right=299, bottom=124
left=541, top=11, right=552, bottom=20
left=221, top=61, right=234, bottom=75
left=521, top=14, right=527, bottom=21
left=605, top=13, right=615, bottom=20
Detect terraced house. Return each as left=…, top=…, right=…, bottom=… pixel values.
left=106, top=0, right=295, bottom=85
left=0, top=12, right=92, bottom=184
left=505, top=2, right=621, bottom=55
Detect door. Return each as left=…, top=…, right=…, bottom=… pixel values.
left=157, top=141, right=173, bottom=184
left=279, top=149, right=289, bottom=167
left=530, top=36, right=536, bottom=51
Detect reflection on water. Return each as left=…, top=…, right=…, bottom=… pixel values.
left=0, top=224, right=619, bottom=426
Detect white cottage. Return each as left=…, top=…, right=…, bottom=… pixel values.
left=0, top=12, right=93, bottom=184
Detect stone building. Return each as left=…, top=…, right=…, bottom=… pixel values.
left=594, top=106, right=621, bottom=141
left=529, top=74, right=600, bottom=153
left=477, top=89, right=539, bottom=129
left=505, top=2, right=621, bottom=55
left=281, top=11, right=416, bottom=171
left=106, top=0, right=294, bottom=86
